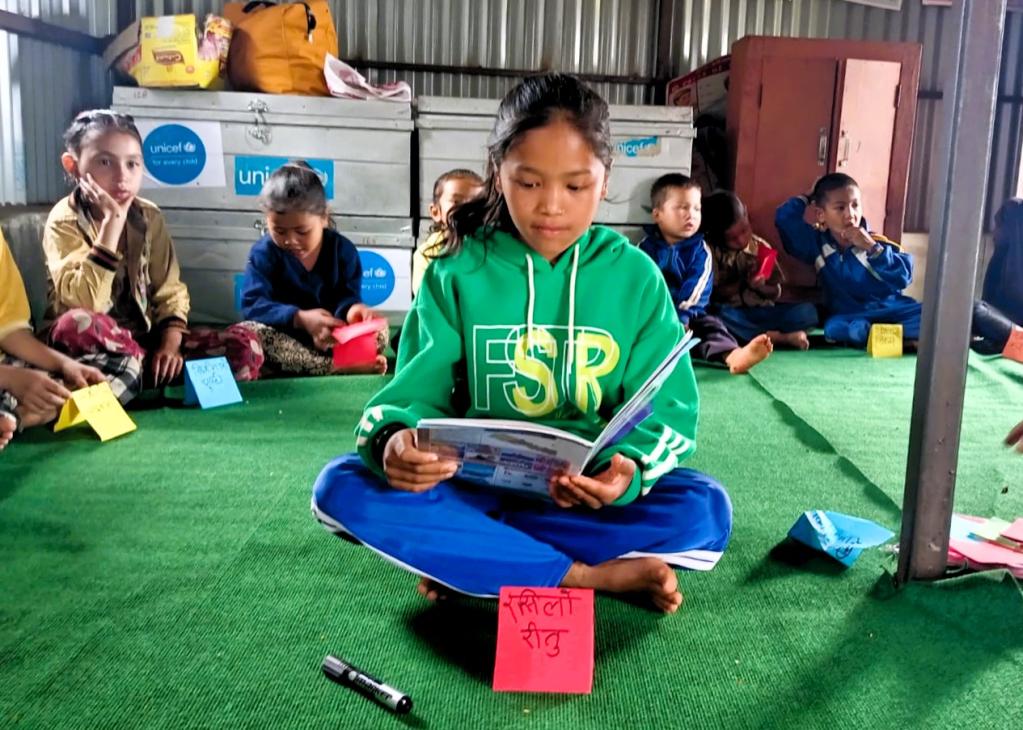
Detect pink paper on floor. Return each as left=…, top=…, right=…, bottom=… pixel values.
left=1000, top=518, right=1023, bottom=545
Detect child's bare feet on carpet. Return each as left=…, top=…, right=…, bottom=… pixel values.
left=333, top=355, right=388, bottom=375
left=725, top=333, right=773, bottom=374
left=417, top=577, right=450, bottom=602
left=0, top=412, right=16, bottom=450
left=766, top=330, right=810, bottom=350
left=562, top=557, right=683, bottom=614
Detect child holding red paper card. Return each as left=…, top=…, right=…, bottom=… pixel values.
left=312, top=74, right=732, bottom=613
left=702, top=191, right=817, bottom=350
left=239, top=162, right=387, bottom=376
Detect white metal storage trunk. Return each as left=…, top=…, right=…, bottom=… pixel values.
left=111, top=87, right=415, bottom=325
left=112, top=86, right=413, bottom=216
left=415, top=96, right=695, bottom=225
left=163, top=210, right=413, bottom=326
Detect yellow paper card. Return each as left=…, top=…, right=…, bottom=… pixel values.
left=53, top=382, right=136, bottom=442
left=867, top=324, right=903, bottom=358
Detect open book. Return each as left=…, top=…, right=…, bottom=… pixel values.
left=416, top=330, right=698, bottom=498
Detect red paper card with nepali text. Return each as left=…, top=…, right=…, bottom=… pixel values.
left=492, top=586, right=594, bottom=694
left=755, top=245, right=778, bottom=280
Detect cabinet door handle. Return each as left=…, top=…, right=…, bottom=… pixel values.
left=817, top=127, right=828, bottom=167
left=838, top=132, right=851, bottom=168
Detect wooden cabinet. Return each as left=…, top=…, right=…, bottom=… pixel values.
left=725, top=36, right=922, bottom=299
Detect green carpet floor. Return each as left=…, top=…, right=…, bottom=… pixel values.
left=2, top=351, right=1022, bottom=729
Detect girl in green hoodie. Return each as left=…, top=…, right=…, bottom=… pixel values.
left=312, top=74, right=732, bottom=613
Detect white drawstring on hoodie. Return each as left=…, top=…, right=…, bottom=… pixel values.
left=524, top=243, right=581, bottom=374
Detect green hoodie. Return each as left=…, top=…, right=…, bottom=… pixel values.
left=355, top=225, right=700, bottom=505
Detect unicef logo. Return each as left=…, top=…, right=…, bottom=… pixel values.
left=359, top=250, right=395, bottom=306
left=143, top=124, right=206, bottom=185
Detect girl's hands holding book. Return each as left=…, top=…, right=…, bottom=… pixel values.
left=549, top=453, right=637, bottom=509
left=383, top=428, right=460, bottom=492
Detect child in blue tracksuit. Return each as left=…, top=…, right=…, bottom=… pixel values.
left=639, top=174, right=773, bottom=374
left=775, top=173, right=921, bottom=347
left=239, top=162, right=387, bottom=376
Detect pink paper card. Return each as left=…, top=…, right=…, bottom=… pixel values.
left=1000, top=518, right=1023, bottom=545
left=331, top=319, right=386, bottom=368
left=493, top=587, right=594, bottom=694
left=1003, top=327, right=1023, bottom=363
left=755, top=246, right=778, bottom=280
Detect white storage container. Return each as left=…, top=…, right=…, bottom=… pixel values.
left=163, top=210, right=413, bottom=326
left=113, top=86, right=413, bottom=217
left=415, top=96, right=695, bottom=225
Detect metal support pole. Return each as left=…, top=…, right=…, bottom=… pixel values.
left=896, top=0, right=1006, bottom=584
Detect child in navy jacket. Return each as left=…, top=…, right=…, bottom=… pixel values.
left=240, top=162, right=387, bottom=375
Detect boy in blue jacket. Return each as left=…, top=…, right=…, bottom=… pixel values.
left=239, top=162, right=387, bottom=375
left=639, top=174, right=772, bottom=374
left=775, top=173, right=921, bottom=347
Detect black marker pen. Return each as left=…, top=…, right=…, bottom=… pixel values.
left=322, top=655, right=413, bottom=715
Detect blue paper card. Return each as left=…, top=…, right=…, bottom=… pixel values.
left=788, top=510, right=894, bottom=567
left=183, top=357, right=242, bottom=409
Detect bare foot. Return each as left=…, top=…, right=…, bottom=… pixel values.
left=562, top=557, right=683, bottom=614
left=332, top=355, right=388, bottom=375
left=416, top=577, right=449, bottom=602
left=766, top=330, right=810, bottom=350
left=724, top=333, right=773, bottom=374
left=15, top=403, right=58, bottom=429
left=0, top=412, right=15, bottom=450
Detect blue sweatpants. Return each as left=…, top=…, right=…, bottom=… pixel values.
left=823, top=297, right=922, bottom=347
left=717, top=303, right=819, bottom=344
left=311, top=453, right=733, bottom=598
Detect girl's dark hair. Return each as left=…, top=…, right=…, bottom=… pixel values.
left=64, top=109, right=142, bottom=155
left=809, top=172, right=859, bottom=206
left=259, top=161, right=329, bottom=217
left=994, top=198, right=1023, bottom=248
left=701, top=190, right=748, bottom=247
left=446, top=72, right=613, bottom=256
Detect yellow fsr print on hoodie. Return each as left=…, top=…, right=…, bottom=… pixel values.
left=355, top=226, right=700, bottom=506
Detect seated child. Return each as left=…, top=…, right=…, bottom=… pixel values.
left=412, top=169, right=483, bottom=296
left=775, top=173, right=921, bottom=348
left=972, top=198, right=1023, bottom=355
left=43, top=110, right=264, bottom=394
left=239, top=162, right=387, bottom=376
left=702, top=191, right=817, bottom=350
left=639, top=174, right=772, bottom=374
left=311, top=73, right=732, bottom=613
left=0, top=228, right=108, bottom=448
left=983, top=198, right=1023, bottom=326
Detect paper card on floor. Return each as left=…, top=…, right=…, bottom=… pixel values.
left=949, top=538, right=1023, bottom=570
left=183, top=357, right=242, bottom=409
left=54, top=381, right=136, bottom=441
left=866, top=324, right=903, bottom=358
left=1003, top=327, right=1023, bottom=363
left=970, top=517, right=1011, bottom=543
left=787, top=510, right=895, bottom=567
left=493, top=587, right=594, bottom=694
left=1000, top=518, right=1023, bottom=545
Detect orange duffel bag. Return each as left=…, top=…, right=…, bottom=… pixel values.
left=224, top=1, right=338, bottom=95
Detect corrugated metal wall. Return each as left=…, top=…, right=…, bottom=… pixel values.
left=5, top=0, right=1023, bottom=231
left=0, top=0, right=113, bottom=206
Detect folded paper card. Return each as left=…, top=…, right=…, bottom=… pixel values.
left=788, top=510, right=895, bottom=567
left=183, top=357, right=242, bottom=409
left=54, top=381, right=136, bottom=441
left=332, top=319, right=387, bottom=369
